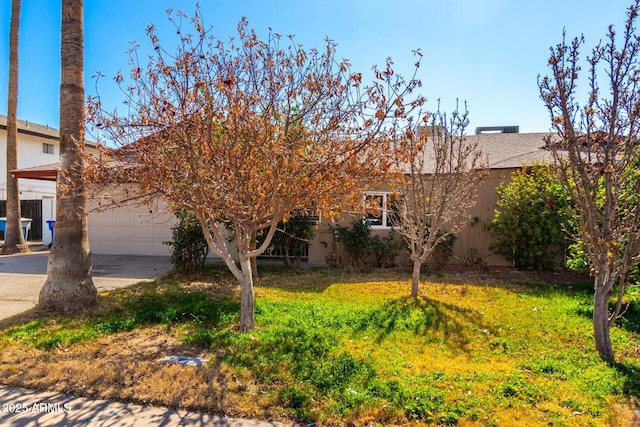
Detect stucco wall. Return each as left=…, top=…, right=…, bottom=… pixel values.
left=307, top=169, right=516, bottom=267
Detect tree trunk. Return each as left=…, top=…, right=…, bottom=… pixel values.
left=250, top=256, right=258, bottom=278
left=411, top=257, right=421, bottom=298
left=283, top=246, right=291, bottom=268
left=239, top=253, right=255, bottom=332
left=39, top=0, right=96, bottom=312
left=249, top=231, right=258, bottom=278
left=2, top=0, right=29, bottom=255
left=593, top=276, right=614, bottom=361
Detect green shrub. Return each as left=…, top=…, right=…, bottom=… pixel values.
left=164, top=210, right=209, bottom=273
left=564, top=164, right=640, bottom=284
left=330, top=220, right=405, bottom=268
left=330, top=219, right=373, bottom=268
left=490, top=164, right=570, bottom=270
left=371, top=229, right=403, bottom=268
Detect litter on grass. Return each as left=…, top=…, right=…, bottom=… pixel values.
left=158, top=355, right=209, bottom=366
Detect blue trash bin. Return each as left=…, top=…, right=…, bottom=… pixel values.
left=46, top=220, right=56, bottom=249
left=0, top=217, right=32, bottom=241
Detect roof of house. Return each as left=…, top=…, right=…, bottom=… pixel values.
left=0, top=114, right=98, bottom=148
left=0, top=114, right=60, bottom=141
left=6, top=113, right=559, bottom=180
left=10, top=163, right=59, bottom=181
left=475, top=132, right=557, bottom=169
left=408, top=131, right=558, bottom=174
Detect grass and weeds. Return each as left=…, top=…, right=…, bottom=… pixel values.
left=1, top=266, right=640, bottom=425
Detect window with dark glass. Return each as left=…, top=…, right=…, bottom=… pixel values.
left=365, top=194, right=384, bottom=226
left=42, top=143, right=55, bottom=154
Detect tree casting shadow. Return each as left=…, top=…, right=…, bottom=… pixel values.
left=352, top=295, right=493, bottom=353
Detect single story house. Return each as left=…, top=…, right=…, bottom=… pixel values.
left=5, top=116, right=557, bottom=265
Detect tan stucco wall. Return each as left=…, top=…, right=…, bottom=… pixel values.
left=307, top=169, right=516, bottom=267
left=455, top=169, right=513, bottom=267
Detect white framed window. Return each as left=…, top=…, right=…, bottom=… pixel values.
left=42, top=143, right=55, bottom=155
left=364, top=192, right=399, bottom=228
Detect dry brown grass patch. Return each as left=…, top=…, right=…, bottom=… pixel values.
left=0, top=326, right=291, bottom=421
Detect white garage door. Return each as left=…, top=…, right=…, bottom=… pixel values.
left=88, top=200, right=176, bottom=257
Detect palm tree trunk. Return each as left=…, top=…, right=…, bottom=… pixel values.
left=2, top=0, right=29, bottom=255
left=39, top=0, right=96, bottom=311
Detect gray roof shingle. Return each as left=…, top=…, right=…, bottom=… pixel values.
left=475, top=132, right=557, bottom=169
left=407, top=132, right=558, bottom=174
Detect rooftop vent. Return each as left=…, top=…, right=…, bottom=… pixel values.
left=475, top=125, right=519, bottom=135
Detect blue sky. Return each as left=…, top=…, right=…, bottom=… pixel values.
left=0, top=0, right=634, bottom=134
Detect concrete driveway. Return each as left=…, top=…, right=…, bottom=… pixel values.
left=0, top=251, right=172, bottom=320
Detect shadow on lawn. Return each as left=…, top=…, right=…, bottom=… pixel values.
left=254, top=264, right=413, bottom=293
left=353, top=295, right=491, bottom=352
left=0, top=307, right=47, bottom=330
left=612, top=361, right=640, bottom=399
left=0, top=284, right=241, bottom=352
left=555, top=284, right=640, bottom=336
left=183, top=262, right=595, bottom=296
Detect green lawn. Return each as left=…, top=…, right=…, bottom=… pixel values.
left=1, top=266, right=639, bottom=426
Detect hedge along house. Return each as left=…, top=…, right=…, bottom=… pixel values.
left=304, top=127, right=558, bottom=268
left=5, top=115, right=175, bottom=255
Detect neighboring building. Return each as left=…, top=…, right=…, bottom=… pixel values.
left=0, top=115, right=65, bottom=244
left=1, top=115, right=175, bottom=255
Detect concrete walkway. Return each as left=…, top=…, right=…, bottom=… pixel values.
left=0, top=386, right=291, bottom=426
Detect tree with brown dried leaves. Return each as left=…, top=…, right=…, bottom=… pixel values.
left=539, top=0, right=640, bottom=361
left=86, top=9, right=424, bottom=331
left=389, top=104, right=487, bottom=298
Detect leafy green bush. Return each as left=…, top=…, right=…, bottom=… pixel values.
left=371, top=229, right=403, bottom=268
left=330, top=219, right=373, bottom=268
left=164, top=210, right=209, bottom=273
left=330, top=220, right=403, bottom=268
left=565, top=164, right=640, bottom=285
left=490, top=164, right=570, bottom=270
